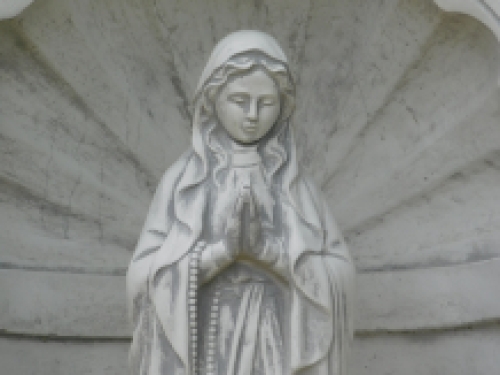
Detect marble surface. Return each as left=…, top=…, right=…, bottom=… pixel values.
left=0, top=0, right=499, bottom=374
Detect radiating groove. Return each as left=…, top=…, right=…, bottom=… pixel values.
left=0, top=262, right=126, bottom=276
left=293, top=0, right=445, bottom=188
left=345, top=148, right=500, bottom=241
left=2, top=22, right=158, bottom=232
left=2, top=316, right=498, bottom=341
left=326, top=18, right=500, bottom=230
left=18, top=0, right=190, bottom=175
left=145, top=0, right=194, bottom=123
left=292, top=0, right=314, bottom=87
left=346, top=140, right=500, bottom=270
left=147, top=0, right=210, bottom=111
left=134, top=0, right=193, bottom=122
left=356, top=254, right=500, bottom=274
left=0, top=331, right=131, bottom=343
left=321, top=16, right=446, bottom=192
left=0, top=173, right=136, bottom=251
left=65, top=0, right=192, bottom=148
left=351, top=232, right=500, bottom=273
left=11, top=21, right=158, bottom=192
left=0, top=130, right=148, bottom=242
left=338, top=96, right=499, bottom=232
left=144, top=7, right=192, bottom=123
left=0, top=173, right=103, bottom=236
left=355, top=317, right=500, bottom=337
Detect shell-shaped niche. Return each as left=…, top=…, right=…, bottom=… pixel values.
left=0, top=1, right=499, bottom=374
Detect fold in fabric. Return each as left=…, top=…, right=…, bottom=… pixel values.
left=226, top=284, right=265, bottom=375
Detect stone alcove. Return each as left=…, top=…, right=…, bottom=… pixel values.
left=0, top=1, right=499, bottom=374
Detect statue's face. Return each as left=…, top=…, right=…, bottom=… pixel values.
left=215, top=69, right=281, bottom=144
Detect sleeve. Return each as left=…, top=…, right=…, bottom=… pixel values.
left=320, top=196, right=356, bottom=375
left=198, top=240, right=234, bottom=283
left=253, top=236, right=289, bottom=280
left=126, top=155, right=187, bottom=324
left=289, top=177, right=355, bottom=375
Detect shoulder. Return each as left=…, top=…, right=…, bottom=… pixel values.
left=156, top=149, right=193, bottom=189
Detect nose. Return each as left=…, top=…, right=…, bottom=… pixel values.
left=246, top=100, right=258, bottom=121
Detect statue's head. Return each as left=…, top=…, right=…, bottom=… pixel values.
left=194, top=31, right=295, bottom=145
left=215, top=65, right=280, bottom=145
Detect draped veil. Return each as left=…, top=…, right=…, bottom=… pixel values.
left=127, top=30, right=355, bottom=375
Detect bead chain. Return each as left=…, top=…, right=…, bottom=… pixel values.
left=189, top=241, right=204, bottom=375
left=206, top=285, right=221, bottom=375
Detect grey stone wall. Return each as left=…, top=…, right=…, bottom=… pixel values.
left=1, top=0, right=499, bottom=374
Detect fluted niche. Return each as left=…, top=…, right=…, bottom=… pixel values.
left=0, top=1, right=499, bottom=374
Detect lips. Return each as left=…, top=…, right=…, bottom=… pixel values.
left=241, top=122, right=258, bottom=132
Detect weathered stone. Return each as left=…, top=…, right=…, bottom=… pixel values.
left=0, top=1, right=498, bottom=374
left=0, top=269, right=128, bottom=337
left=357, top=258, right=500, bottom=331
left=352, top=326, right=500, bottom=375
left=0, top=337, right=129, bottom=375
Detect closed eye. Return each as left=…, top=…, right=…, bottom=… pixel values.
left=260, top=97, right=277, bottom=106
left=228, top=94, right=248, bottom=104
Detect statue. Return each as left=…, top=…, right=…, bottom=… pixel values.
left=127, top=30, right=355, bottom=375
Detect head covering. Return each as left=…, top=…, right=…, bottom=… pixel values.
left=195, top=30, right=289, bottom=98
left=128, top=30, right=354, bottom=375
left=150, top=29, right=305, bottom=270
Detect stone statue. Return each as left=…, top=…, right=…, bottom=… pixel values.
left=127, top=30, right=355, bottom=375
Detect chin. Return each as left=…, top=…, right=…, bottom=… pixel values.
left=231, top=132, right=259, bottom=145
left=237, top=138, right=257, bottom=145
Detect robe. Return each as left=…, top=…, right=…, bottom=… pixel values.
left=126, top=149, right=355, bottom=375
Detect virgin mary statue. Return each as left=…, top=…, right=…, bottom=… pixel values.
left=127, top=30, right=355, bottom=375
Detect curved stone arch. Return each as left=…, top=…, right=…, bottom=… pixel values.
left=434, top=0, right=500, bottom=41
left=0, top=0, right=34, bottom=20
left=434, top=0, right=500, bottom=82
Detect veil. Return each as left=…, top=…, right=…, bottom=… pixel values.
left=127, top=30, right=354, bottom=375
left=150, top=30, right=321, bottom=271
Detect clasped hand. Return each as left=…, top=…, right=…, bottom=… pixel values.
left=224, top=186, right=266, bottom=260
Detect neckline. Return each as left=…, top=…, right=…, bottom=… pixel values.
left=231, top=143, right=261, bottom=167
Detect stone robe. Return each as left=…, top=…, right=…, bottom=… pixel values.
left=127, top=148, right=354, bottom=375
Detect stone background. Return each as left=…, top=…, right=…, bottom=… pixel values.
left=1, top=0, right=499, bottom=374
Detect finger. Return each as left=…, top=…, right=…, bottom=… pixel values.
left=226, top=213, right=240, bottom=236
left=226, top=194, right=243, bottom=233
left=248, top=193, right=257, bottom=221
left=227, top=195, right=242, bottom=235
left=239, top=186, right=252, bottom=208
left=234, top=191, right=246, bottom=216
left=248, top=221, right=260, bottom=248
left=248, top=191, right=261, bottom=236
